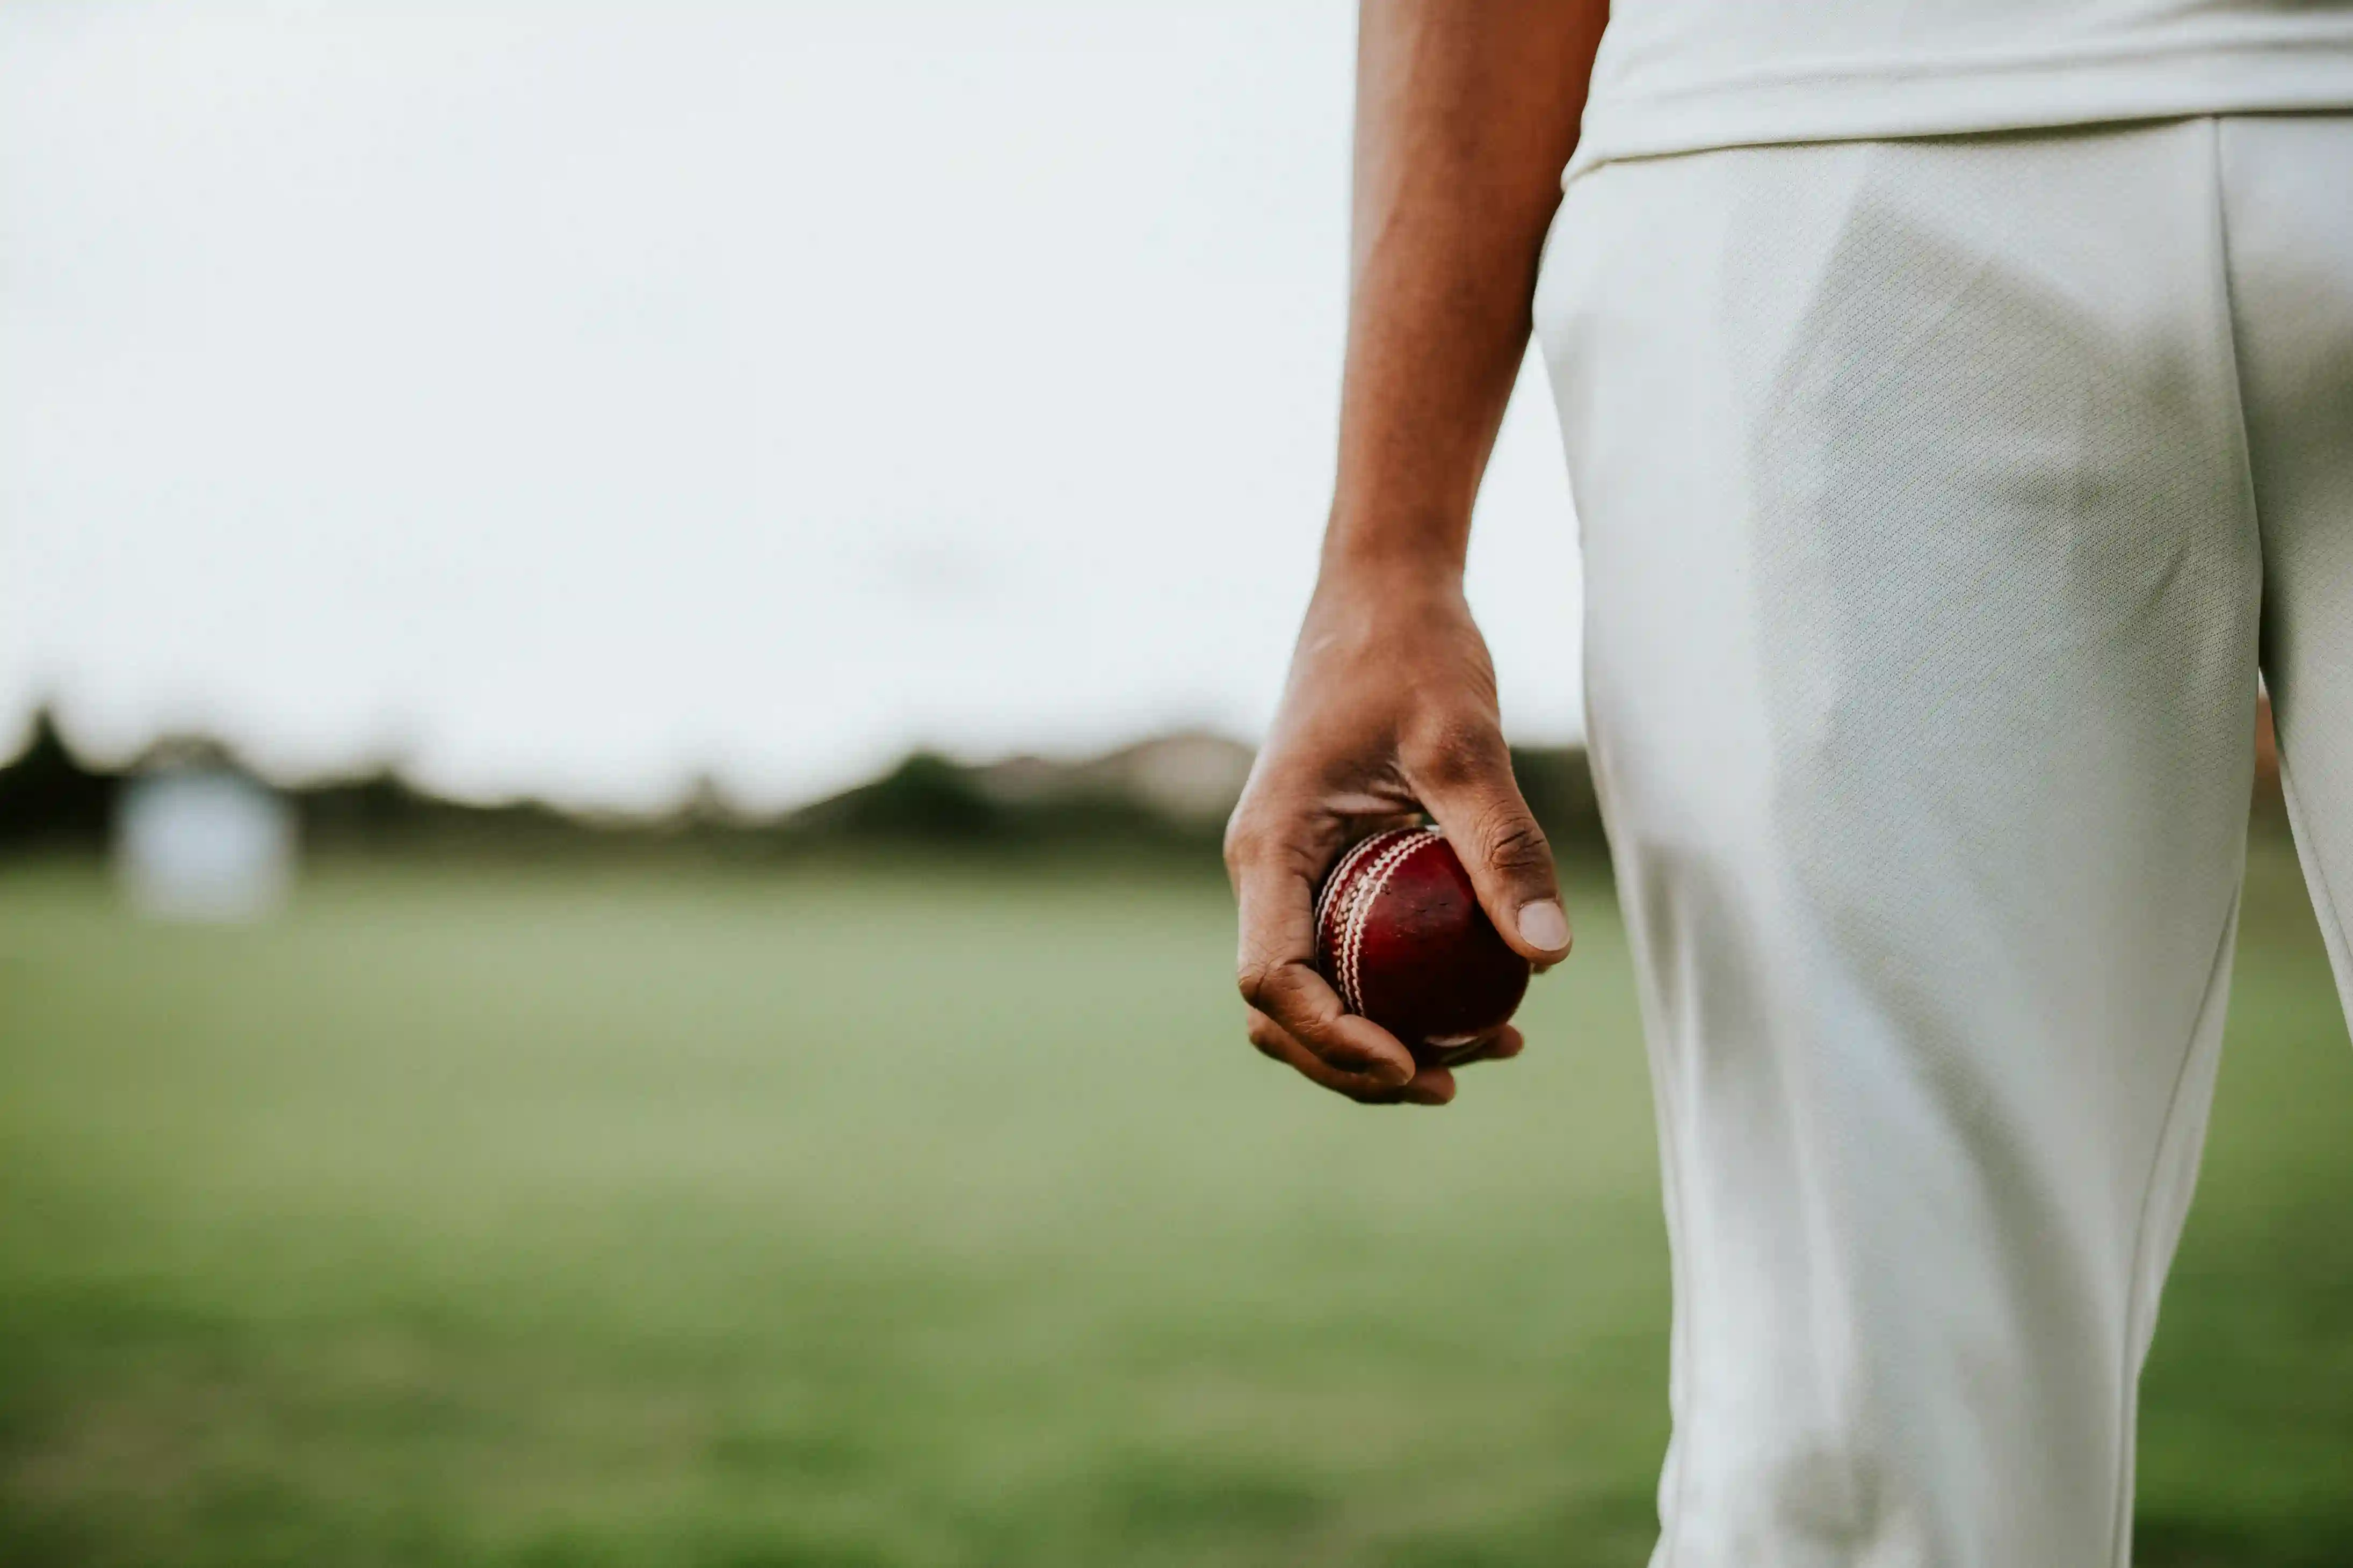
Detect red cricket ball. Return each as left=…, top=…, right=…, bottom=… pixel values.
left=1313, top=826, right=1531, bottom=1066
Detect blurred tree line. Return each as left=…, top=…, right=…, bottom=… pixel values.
left=0, top=710, right=1618, bottom=870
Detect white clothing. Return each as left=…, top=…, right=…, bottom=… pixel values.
left=1533, top=115, right=2353, bottom=1566
left=1570, top=2, right=2353, bottom=180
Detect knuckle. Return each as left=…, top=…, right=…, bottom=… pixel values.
left=1472, top=800, right=1553, bottom=876
left=1288, top=992, right=1347, bottom=1048
left=1235, top=957, right=1285, bottom=1015
left=1408, top=717, right=1496, bottom=791
left=1221, top=814, right=1266, bottom=874
left=1223, top=812, right=1317, bottom=885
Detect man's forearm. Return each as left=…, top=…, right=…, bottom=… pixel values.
left=1326, top=0, right=1606, bottom=579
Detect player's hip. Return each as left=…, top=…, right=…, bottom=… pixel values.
left=1533, top=115, right=2351, bottom=560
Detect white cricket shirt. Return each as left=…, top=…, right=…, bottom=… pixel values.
left=1569, top=0, right=2353, bottom=180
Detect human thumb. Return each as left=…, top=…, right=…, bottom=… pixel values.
left=1415, top=746, right=1570, bottom=964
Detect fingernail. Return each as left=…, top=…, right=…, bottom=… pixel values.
left=1517, top=899, right=1570, bottom=953
left=1371, top=1058, right=1413, bottom=1089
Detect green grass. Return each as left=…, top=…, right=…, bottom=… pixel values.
left=1, top=841, right=2348, bottom=1566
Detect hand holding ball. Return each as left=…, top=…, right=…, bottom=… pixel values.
left=1314, top=827, right=1532, bottom=1066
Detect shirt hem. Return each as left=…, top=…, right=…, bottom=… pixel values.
left=1565, top=48, right=2353, bottom=184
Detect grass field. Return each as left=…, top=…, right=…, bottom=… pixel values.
left=2, top=840, right=2349, bottom=1566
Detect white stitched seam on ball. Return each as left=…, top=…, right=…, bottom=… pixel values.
left=1341, top=830, right=1431, bottom=1017
left=1315, top=831, right=1392, bottom=947
left=1343, top=832, right=1429, bottom=1014
left=1335, top=834, right=1403, bottom=1011
left=1318, top=829, right=1407, bottom=1001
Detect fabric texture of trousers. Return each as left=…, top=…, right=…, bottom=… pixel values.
left=1532, top=115, right=2353, bottom=1567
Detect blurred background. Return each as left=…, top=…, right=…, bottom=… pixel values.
left=1, top=4, right=2347, bottom=1565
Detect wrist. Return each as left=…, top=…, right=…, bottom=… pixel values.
left=1319, top=507, right=1471, bottom=593
left=1305, top=552, right=1473, bottom=642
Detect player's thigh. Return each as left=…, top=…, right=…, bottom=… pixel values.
left=2226, top=114, right=2353, bottom=994
left=1538, top=128, right=2261, bottom=986
left=1536, top=126, right=2262, bottom=1566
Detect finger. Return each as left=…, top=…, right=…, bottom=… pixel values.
left=1248, top=1010, right=1456, bottom=1106
left=1240, top=953, right=1419, bottom=1087
left=1408, top=729, right=1573, bottom=965
left=1439, top=1023, right=1526, bottom=1068
left=1229, top=827, right=1418, bottom=1086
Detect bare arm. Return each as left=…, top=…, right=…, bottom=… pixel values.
left=1333, top=0, right=1605, bottom=570
left=1225, top=0, right=1606, bottom=1105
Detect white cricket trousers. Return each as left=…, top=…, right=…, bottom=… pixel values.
left=1534, top=115, right=2353, bottom=1567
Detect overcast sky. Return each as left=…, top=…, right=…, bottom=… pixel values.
left=0, top=0, right=1583, bottom=812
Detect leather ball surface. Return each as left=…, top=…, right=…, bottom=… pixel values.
left=1313, top=826, right=1531, bottom=1064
